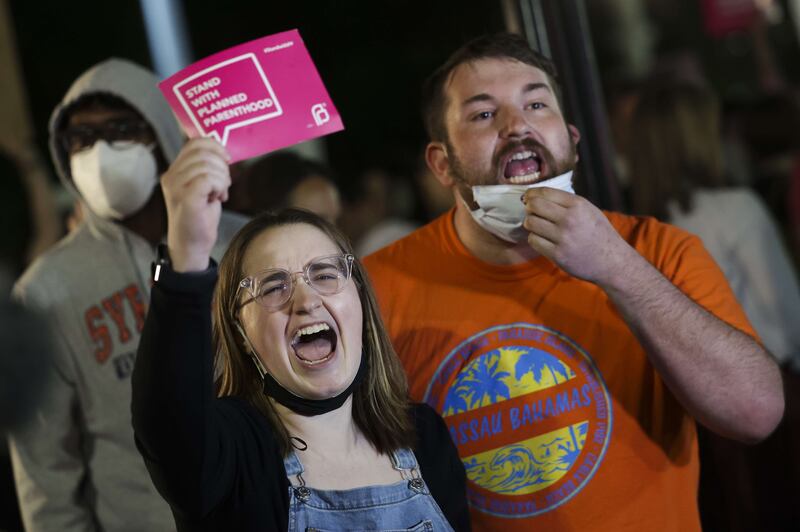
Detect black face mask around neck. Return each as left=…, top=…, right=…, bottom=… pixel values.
left=261, top=353, right=367, bottom=416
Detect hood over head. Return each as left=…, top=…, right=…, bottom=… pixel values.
left=49, top=58, right=184, bottom=204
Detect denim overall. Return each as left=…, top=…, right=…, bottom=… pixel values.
left=284, top=447, right=454, bottom=531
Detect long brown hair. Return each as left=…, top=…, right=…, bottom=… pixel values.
left=213, top=209, right=414, bottom=455
left=628, top=80, right=725, bottom=221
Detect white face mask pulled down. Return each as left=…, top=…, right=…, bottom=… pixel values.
left=70, top=140, right=158, bottom=220
left=463, top=170, right=574, bottom=243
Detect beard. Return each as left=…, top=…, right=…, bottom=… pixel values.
left=447, top=130, right=578, bottom=207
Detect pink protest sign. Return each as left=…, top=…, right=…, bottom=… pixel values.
left=160, top=30, right=343, bottom=162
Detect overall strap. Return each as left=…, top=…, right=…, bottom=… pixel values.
left=391, top=448, right=425, bottom=492
left=283, top=450, right=305, bottom=478
left=390, top=447, right=419, bottom=471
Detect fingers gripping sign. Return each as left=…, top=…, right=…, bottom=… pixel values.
left=522, top=187, right=633, bottom=285
left=162, top=137, right=232, bottom=272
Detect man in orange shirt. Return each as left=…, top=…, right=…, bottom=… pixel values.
left=363, top=33, right=784, bottom=531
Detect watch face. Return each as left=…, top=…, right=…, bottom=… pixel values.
left=157, top=244, right=171, bottom=265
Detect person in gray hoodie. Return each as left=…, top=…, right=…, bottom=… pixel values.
left=8, top=58, right=247, bottom=532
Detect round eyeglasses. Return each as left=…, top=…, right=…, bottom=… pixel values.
left=234, top=254, right=355, bottom=312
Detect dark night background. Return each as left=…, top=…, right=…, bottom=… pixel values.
left=9, top=0, right=507, bottom=200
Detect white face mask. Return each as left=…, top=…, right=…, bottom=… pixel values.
left=70, top=140, right=158, bottom=220
left=463, top=170, right=574, bottom=243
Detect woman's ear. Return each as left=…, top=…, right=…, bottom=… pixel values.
left=236, top=321, right=269, bottom=378
left=234, top=322, right=253, bottom=353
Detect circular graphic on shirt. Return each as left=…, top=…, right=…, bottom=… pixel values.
left=423, top=323, right=612, bottom=518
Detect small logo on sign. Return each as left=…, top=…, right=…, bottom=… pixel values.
left=311, top=103, right=330, bottom=126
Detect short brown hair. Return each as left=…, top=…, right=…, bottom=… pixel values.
left=421, top=32, right=562, bottom=142
left=213, top=209, right=415, bottom=455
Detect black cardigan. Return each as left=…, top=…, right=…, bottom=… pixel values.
left=132, top=264, right=470, bottom=531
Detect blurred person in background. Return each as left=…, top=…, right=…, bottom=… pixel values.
left=627, top=80, right=800, bottom=371
left=350, top=166, right=419, bottom=257
left=8, top=58, right=247, bottom=532
left=228, top=151, right=342, bottom=225
left=332, top=149, right=424, bottom=258
left=791, top=155, right=800, bottom=265
left=732, top=93, right=800, bottom=267
left=0, top=297, right=53, bottom=532
left=0, top=150, right=34, bottom=280
left=0, top=148, right=44, bottom=532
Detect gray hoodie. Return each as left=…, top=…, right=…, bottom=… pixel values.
left=9, top=58, right=247, bottom=532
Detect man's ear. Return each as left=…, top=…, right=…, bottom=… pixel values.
left=568, top=124, right=581, bottom=163
left=425, top=141, right=454, bottom=187
left=568, top=124, right=581, bottom=146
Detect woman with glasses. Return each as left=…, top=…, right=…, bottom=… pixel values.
left=131, top=138, right=469, bottom=531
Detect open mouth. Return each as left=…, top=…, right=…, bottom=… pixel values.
left=291, top=323, right=338, bottom=366
left=502, top=150, right=543, bottom=185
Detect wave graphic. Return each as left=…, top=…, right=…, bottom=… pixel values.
left=466, top=444, right=549, bottom=494
left=464, top=422, right=589, bottom=495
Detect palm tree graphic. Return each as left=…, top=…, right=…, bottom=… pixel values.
left=555, top=423, right=587, bottom=469
left=444, top=351, right=511, bottom=414
left=514, top=348, right=569, bottom=386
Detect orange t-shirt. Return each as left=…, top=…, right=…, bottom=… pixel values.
left=364, top=210, right=756, bottom=531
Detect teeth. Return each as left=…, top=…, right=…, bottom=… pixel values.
left=508, top=171, right=541, bottom=184
left=295, top=323, right=330, bottom=340
left=299, top=353, right=334, bottom=366
left=510, top=150, right=534, bottom=161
